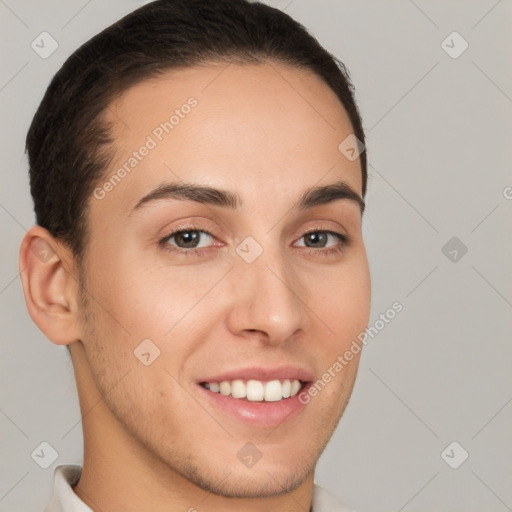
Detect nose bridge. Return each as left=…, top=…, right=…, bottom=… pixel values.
left=227, top=240, right=306, bottom=342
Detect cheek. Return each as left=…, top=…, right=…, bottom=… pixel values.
left=83, top=245, right=190, bottom=339
left=85, top=233, right=370, bottom=350
left=307, top=255, right=371, bottom=346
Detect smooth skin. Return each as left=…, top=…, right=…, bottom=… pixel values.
left=20, top=61, right=371, bottom=512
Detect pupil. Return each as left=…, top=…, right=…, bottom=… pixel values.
left=306, top=232, right=326, bottom=247
left=177, top=231, right=199, bottom=248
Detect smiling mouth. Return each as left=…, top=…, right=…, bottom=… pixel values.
left=199, top=378, right=307, bottom=402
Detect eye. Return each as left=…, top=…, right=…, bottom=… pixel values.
left=160, top=228, right=217, bottom=254
left=294, top=230, right=350, bottom=255
left=159, top=227, right=351, bottom=257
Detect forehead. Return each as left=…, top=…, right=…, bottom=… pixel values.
left=94, top=62, right=362, bottom=218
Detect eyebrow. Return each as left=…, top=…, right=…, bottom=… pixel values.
left=131, top=180, right=365, bottom=215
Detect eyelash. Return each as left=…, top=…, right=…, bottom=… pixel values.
left=158, top=226, right=352, bottom=257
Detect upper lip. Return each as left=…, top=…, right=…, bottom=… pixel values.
left=198, top=365, right=314, bottom=383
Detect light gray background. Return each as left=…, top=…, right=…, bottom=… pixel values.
left=1, top=1, right=511, bottom=511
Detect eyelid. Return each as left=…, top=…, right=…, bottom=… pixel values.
left=159, top=227, right=220, bottom=249
left=293, top=229, right=351, bottom=254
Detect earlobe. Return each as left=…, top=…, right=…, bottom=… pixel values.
left=19, top=226, right=82, bottom=346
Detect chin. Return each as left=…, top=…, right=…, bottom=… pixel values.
left=182, top=460, right=314, bottom=499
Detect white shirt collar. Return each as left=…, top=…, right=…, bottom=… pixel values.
left=44, top=465, right=92, bottom=512
left=45, top=464, right=356, bottom=512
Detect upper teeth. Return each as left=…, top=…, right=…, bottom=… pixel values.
left=203, top=379, right=302, bottom=402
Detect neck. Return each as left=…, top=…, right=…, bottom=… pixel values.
left=69, top=342, right=315, bottom=512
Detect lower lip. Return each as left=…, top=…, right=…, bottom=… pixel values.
left=197, top=383, right=311, bottom=428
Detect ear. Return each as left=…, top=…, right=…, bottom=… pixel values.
left=19, top=225, right=82, bottom=345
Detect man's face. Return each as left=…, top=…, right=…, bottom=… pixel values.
left=77, top=62, right=371, bottom=497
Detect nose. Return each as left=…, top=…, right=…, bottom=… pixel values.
left=225, top=250, right=307, bottom=346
